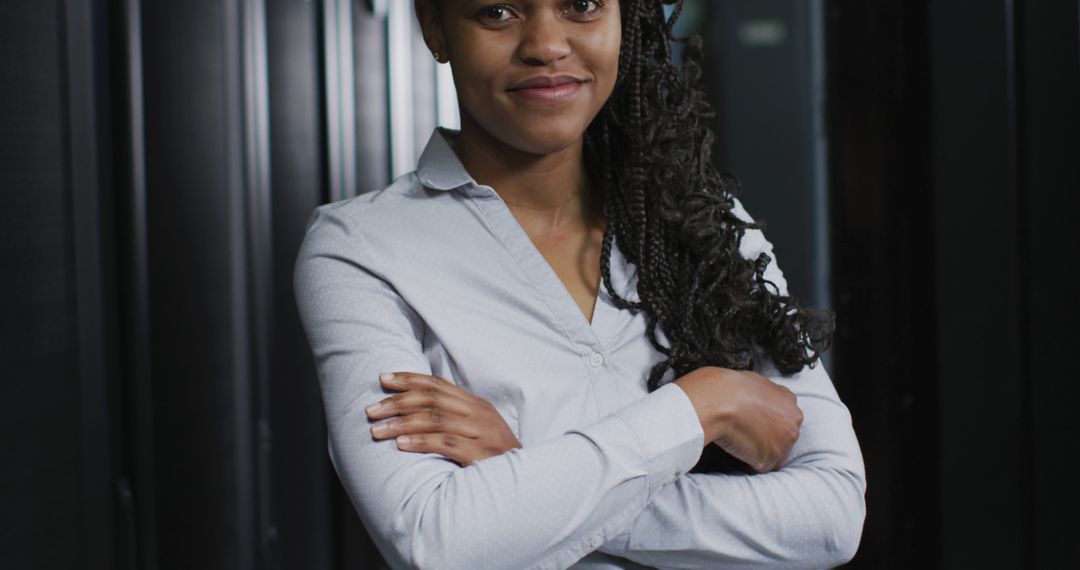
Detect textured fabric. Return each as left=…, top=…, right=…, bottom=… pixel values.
left=293, top=127, right=867, bottom=569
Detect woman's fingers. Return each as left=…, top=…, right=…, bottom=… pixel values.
left=378, top=371, right=464, bottom=396
left=369, top=409, right=481, bottom=440
left=364, top=370, right=522, bottom=466
left=392, top=431, right=492, bottom=467
left=365, top=372, right=473, bottom=420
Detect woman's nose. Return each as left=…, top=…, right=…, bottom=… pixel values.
left=516, top=14, right=572, bottom=65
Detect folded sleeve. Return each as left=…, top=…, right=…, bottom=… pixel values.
left=596, top=197, right=868, bottom=569
left=293, top=204, right=708, bottom=570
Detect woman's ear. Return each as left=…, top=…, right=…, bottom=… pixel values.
left=414, top=0, right=448, bottom=63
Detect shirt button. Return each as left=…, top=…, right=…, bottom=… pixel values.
left=588, top=353, right=604, bottom=367
left=588, top=534, right=603, bottom=548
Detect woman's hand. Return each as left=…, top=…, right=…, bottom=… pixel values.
left=366, top=372, right=522, bottom=467
left=675, top=366, right=804, bottom=473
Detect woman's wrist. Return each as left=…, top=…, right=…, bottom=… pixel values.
left=673, top=367, right=735, bottom=445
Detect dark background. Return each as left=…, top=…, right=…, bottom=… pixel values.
left=1, top=0, right=1077, bottom=568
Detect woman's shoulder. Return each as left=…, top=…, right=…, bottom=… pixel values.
left=296, top=169, right=473, bottom=276
left=305, top=172, right=424, bottom=227
left=303, top=170, right=467, bottom=239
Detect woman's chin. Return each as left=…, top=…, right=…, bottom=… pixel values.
left=498, top=121, right=590, bottom=156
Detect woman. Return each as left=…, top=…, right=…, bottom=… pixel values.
left=294, top=0, right=866, bottom=568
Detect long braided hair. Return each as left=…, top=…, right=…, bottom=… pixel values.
left=585, top=0, right=836, bottom=394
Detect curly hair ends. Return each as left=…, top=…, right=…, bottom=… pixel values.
left=584, top=0, right=836, bottom=393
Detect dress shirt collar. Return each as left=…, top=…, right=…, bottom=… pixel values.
left=416, top=127, right=477, bottom=192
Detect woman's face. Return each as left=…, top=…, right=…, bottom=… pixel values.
left=417, top=0, right=622, bottom=156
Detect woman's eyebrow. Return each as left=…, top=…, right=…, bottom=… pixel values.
left=454, top=0, right=569, bottom=12
left=450, top=0, right=507, bottom=16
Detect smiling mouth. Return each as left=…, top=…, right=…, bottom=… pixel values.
left=506, top=79, right=589, bottom=104
left=507, top=74, right=588, bottom=90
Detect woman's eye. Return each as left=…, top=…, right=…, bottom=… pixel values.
left=475, top=1, right=600, bottom=24
left=477, top=4, right=515, bottom=23
left=569, top=0, right=601, bottom=15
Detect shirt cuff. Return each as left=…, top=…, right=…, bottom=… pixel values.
left=613, top=381, right=706, bottom=500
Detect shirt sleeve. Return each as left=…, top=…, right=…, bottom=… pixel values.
left=596, top=357, right=867, bottom=569
left=596, top=197, right=868, bottom=569
left=293, top=204, right=708, bottom=570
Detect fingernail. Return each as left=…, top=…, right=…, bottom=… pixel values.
left=366, top=402, right=384, bottom=414
left=371, top=421, right=389, bottom=435
left=379, top=372, right=395, bottom=382
left=396, top=435, right=410, bottom=445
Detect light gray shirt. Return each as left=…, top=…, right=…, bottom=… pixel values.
left=293, top=127, right=867, bottom=570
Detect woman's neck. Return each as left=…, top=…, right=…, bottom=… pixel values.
left=450, top=114, right=603, bottom=234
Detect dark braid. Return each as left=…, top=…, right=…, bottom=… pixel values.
left=585, top=0, right=836, bottom=394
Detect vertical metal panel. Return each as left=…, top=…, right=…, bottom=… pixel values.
left=409, top=2, right=436, bottom=160
left=121, top=0, right=159, bottom=566
left=64, top=0, right=114, bottom=567
left=805, top=0, right=831, bottom=322
left=141, top=0, right=246, bottom=566
left=0, top=1, right=84, bottom=567
left=352, top=0, right=390, bottom=193
left=240, top=0, right=278, bottom=566
left=1018, top=0, right=1080, bottom=566
left=265, top=0, right=333, bottom=566
left=824, top=1, right=939, bottom=566
left=387, top=0, right=415, bottom=179
left=930, top=1, right=1026, bottom=567
left=119, top=1, right=324, bottom=567
left=324, top=0, right=358, bottom=200
left=223, top=1, right=255, bottom=566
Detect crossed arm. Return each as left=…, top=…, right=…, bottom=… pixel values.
left=294, top=204, right=867, bottom=570
left=596, top=353, right=867, bottom=569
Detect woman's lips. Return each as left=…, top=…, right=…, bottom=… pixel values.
left=507, top=81, right=585, bottom=103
